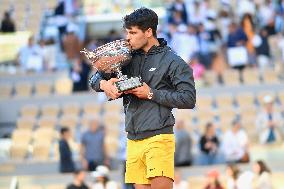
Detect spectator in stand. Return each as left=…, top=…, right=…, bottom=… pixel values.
left=198, top=122, right=223, bottom=165
left=197, top=23, right=213, bottom=69
left=63, top=0, right=80, bottom=17
left=278, top=0, right=284, bottom=16
left=63, top=23, right=82, bottom=67
left=204, top=14, right=222, bottom=55
left=226, top=22, right=248, bottom=82
left=157, top=24, right=171, bottom=46
left=171, top=24, right=199, bottom=62
left=258, top=0, right=276, bottom=36
left=80, top=118, right=109, bottom=171
left=59, top=127, right=75, bottom=173
left=203, top=0, right=218, bottom=21
left=225, top=164, right=241, bottom=189
left=252, top=160, right=273, bottom=189
left=54, top=0, right=65, bottom=16
left=223, top=119, right=250, bottom=163
left=92, top=165, right=119, bottom=189
left=204, top=170, right=224, bottom=189
left=173, top=170, right=188, bottom=189
left=1, top=11, right=15, bottom=32
left=237, top=170, right=254, bottom=189
left=241, top=13, right=257, bottom=65
left=218, top=9, right=233, bottom=43
left=105, top=29, right=122, bottom=43
left=167, top=3, right=188, bottom=37
left=167, top=10, right=185, bottom=36
left=227, top=22, right=248, bottom=54
left=43, top=38, right=57, bottom=72
left=87, top=39, right=98, bottom=51
left=278, top=31, right=284, bottom=75
left=17, top=35, right=44, bottom=72
left=274, top=8, right=284, bottom=33
left=71, top=55, right=91, bottom=92
left=167, top=0, right=188, bottom=25
left=253, top=28, right=271, bottom=73
left=187, top=0, right=207, bottom=25
left=237, top=0, right=256, bottom=19
left=67, top=169, right=89, bottom=189
left=174, top=120, right=192, bottom=167
left=255, top=95, right=283, bottom=144
left=189, top=55, right=205, bottom=87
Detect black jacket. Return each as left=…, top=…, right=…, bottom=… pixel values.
left=59, top=139, right=75, bottom=173
left=90, top=39, right=196, bottom=140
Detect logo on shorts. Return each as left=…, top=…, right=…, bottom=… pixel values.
left=149, top=68, right=156, bottom=72
left=149, top=168, right=155, bottom=171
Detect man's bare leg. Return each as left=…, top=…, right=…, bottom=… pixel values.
left=134, top=176, right=173, bottom=189
left=134, top=184, right=151, bottom=189
left=150, top=176, right=173, bottom=189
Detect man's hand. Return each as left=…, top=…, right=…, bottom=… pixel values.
left=100, top=78, right=122, bottom=100
left=124, top=82, right=151, bottom=99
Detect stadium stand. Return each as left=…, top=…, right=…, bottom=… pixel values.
left=16, top=117, right=35, bottom=130
left=19, top=104, right=39, bottom=118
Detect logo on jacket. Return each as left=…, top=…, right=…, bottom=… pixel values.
left=149, top=68, right=156, bottom=71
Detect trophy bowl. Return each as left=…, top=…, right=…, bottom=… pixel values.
left=81, top=39, right=132, bottom=73
left=81, top=39, right=143, bottom=92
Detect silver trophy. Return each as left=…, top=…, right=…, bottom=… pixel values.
left=81, top=39, right=142, bottom=92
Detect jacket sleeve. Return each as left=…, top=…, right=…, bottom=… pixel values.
left=151, top=59, right=196, bottom=109
left=89, top=71, right=113, bottom=92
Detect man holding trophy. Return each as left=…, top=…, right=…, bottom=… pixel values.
left=84, top=7, right=196, bottom=189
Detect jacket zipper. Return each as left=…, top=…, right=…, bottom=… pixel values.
left=140, top=54, right=148, bottom=80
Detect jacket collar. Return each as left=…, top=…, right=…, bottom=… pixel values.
left=132, top=38, right=168, bottom=55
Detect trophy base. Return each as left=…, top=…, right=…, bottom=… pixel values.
left=115, top=77, right=143, bottom=92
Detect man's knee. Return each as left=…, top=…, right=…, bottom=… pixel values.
left=150, top=176, right=173, bottom=189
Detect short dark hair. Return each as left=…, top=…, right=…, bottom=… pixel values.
left=60, top=127, right=69, bottom=135
left=123, top=7, right=158, bottom=37
left=74, top=168, right=84, bottom=175
left=206, top=122, right=213, bottom=129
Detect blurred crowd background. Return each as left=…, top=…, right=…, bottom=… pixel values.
left=0, top=0, right=284, bottom=189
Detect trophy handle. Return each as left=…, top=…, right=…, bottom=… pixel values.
left=80, top=48, right=99, bottom=72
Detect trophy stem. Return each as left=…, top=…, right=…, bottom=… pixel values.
left=115, top=66, right=127, bottom=80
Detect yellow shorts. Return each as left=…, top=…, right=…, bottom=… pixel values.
left=125, top=134, right=175, bottom=185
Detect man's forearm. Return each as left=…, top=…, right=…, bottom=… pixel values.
left=89, top=72, right=105, bottom=92
left=89, top=71, right=114, bottom=92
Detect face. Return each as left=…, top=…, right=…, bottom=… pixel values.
left=90, top=121, right=99, bottom=132
left=188, top=25, right=196, bottom=34
left=125, top=26, right=149, bottom=50
left=77, top=171, right=86, bottom=182
left=232, top=123, right=241, bottom=133
left=265, top=103, right=273, bottom=112
left=28, top=37, right=34, bottom=46
left=226, top=166, right=233, bottom=177
left=96, top=176, right=107, bottom=183
left=63, top=130, right=71, bottom=139
left=253, top=163, right=260, bottom=174
left=229, top=24, right=236, bottom=33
